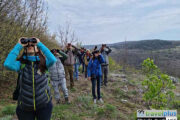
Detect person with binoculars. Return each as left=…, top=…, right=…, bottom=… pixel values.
left=49, top=49, right=69, bottom=104
left=4, top=37, right=56, bottom=120
left=87, top=50, right=105, bottom=104
left=64, top=43, right=80, bottom=89
left=100, top=44, right=112, bottom=86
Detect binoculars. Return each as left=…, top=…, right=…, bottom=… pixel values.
left=20, top=38, right=37, bottom=44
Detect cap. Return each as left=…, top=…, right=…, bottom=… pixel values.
left=92, top=50, right=99, bottom=54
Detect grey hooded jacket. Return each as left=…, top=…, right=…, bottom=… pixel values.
left=49, top=56, right=66, bottom=81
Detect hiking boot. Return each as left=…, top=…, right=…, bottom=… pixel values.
left=65, top=97, right=70, bottom=104
left=56, top=99, right=61, bottom=104
left=98, top=98, right=104, bottom=103
left=70, top=85, right=74, bottom=89
left=93, top=99, right=97, bottom=104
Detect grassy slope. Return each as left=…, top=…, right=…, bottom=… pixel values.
left=0, top=69, right=179, bottom=120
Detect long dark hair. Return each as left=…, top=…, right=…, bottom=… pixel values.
left=17, top=48, right=47, bottom=73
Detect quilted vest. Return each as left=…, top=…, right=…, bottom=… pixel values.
left=18, top=61, right=51, bottom=111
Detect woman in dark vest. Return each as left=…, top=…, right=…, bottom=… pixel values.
left=4, top=37, right=57, bottom=120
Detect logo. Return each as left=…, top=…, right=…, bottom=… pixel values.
left=137, top=110, right=177, bottom=119
left=137, top=110, right=145, bottom=117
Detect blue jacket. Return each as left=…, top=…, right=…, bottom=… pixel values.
left=87, top=55, right=105, bottom=77
left=4, top=42, right=57, bottom=72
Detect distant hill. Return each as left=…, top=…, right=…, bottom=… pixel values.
left=84, top=39, right=180, bottom=50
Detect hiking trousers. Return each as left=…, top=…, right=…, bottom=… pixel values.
left=101, top=65, right=109, bottom=85
left=51, top=78, right=68, bottom=101
left=64, top=65, right=74, bottom=88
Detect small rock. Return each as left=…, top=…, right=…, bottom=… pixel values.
left=121, top=99, right=128, bottom=102
left=169, top=76, right=179, bottom=84
left=110, top=73, right=126, bottom=78
left=119, top=69, right=124, bottom=72
left=122, top=79, right=128, bottom=82
left=175, top=92, right=180, bottom=97
left=109, top=78, right=115, bottom=82
left=138, top=88, right=143, bottom=94
left=122, top=85, right=128, bottom=92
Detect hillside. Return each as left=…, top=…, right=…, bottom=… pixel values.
left=84, top=39, right=180, bottom=50
left=0, top=66, right=179, bottom=120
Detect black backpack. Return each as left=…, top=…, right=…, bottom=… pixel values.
left=12, top=64, right=26, bottom=100
left=13, top=72, right=20, bottom=100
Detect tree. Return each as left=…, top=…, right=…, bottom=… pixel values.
left=57, top=21, right=79, bottom=47
left=142, top=58, right=176, bottom=109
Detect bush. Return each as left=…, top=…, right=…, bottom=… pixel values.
left=170, top=100, right=180, bottom=109
left=1, top=104, right=16, bottom=116
left=109, top=57, right=121, bottom=71
left=142, top=58, right=176, bottom=109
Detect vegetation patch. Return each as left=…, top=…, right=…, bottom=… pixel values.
left=1, top=104, right=16, bottom=116
left=96, top=104, right=118, bottom=119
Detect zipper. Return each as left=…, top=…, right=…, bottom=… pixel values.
left=32, top=62, right=36, bottom=111
left=45, top=89, right=50, bottom=101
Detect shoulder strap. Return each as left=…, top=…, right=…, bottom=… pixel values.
left=20, top=64, right=26, bottom=69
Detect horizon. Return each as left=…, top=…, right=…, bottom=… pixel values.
left=83, top=39, right=180, bottom=46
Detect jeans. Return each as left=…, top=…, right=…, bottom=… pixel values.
left=85, top=65, right=88, bottom=78
left=73, top=63, right=79, bottom=80
left=91, top=76, right=101, bottom=100
left=16, top=101, right=53, bottom=120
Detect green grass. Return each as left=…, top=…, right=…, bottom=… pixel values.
left=70, top=87, right=77, bottom=92
left=51, top=104, right=82, bottom=120
left=178, top=114, right=180, bottom=120
left=113, top=88, right=129, bottom=99
left=96, top=104, right=118, bottom=119
left=75, top=95, right=92, bottom=110
left=0, top=115, right=13, bottom=120
left=1, top=104, right=16, bottom=116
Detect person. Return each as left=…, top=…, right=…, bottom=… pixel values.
left=4, top=37, right=56, bottom=120
left=49, top=49, right=69, bottom=104
left=79, top=47, right=86, bottom=73
left=64, top=43, right=79, bottom=89
left=100, top=44, right=112, bottom=86
left=73, top=46, right=81, bottom=81
left=87, top=50, right=105, bottom=104
left=84, top=49, right=92, bottom=79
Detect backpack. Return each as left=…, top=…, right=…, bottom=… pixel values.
left=12, top=64, right=26, bottom=100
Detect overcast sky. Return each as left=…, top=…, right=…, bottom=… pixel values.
left=46, top=0, right=180, bottom=45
